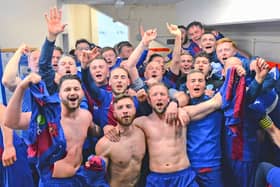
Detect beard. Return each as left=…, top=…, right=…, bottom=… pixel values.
left=116, top=114, right=135, bottom=126
left=61, top=97, right=82, bottom=111
left=152, top=103, right=168, bottom=115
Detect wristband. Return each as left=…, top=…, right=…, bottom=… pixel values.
left=170, top=98, right=179, bottom=107
left=259, top=115, right=273, bottom=129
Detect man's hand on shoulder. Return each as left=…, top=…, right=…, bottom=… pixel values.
left=103, top=125, right=120, bottom=142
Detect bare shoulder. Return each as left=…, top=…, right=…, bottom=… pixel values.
left=95, top=136, right=112, bottom=156
left=133, top=124, right=145, bottom=137
left=79, top=108, right=93, bottom=124
left=80, top=108, right=92, bottom=118
left=133, top=116, right=149, bottom=129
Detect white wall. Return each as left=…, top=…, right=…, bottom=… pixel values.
left=176, top=0, right=280, bottom=26
left=0, top=0, right=57, bottom=49
left=175, top=0, right=280, bottom=62
left=94, top=4, right=177, bottom=46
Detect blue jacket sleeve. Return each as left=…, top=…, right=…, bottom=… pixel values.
left=81, top=68, right=103, bottom=101
left=246, top=79, right=262, bottom=104
left=38, top=38, right=57, bottom=95
left=136, top=49, right=148, bottom=69
left=246, top=73, right=276, bottom=104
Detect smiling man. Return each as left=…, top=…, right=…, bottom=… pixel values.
left=4, top=73, right=107, bottom=186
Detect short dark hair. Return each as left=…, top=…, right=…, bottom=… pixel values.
left=187, top=69, right=205, bottom=80
left=75, top=38, right=91, bottom=48
left=90, top=55, right=107, bottom=64
left=109, top=67, right=131, bottom=80
left=115, top=41, right=133, bottom=55
left=178, top=25, right=187, bottom=31
left=194, top=51, right=210, bottom=62
left=148, top=53, right=164, bottom=63
left=186, top=21, right=204, bottom=31
left=68, top=49, right=75, bottom=56
left=54, top=46, right=64, bottom=54
left=202, top=31, right=216, bottom=37
left=113, top=93, right=134, bottom=105
left=147, top=82, right=168, bottom=96
left=58, top=74, right=82, bottom=91
left=101, top=47, right=117, bottom=56
left=178, top=25, right=188, bottom=44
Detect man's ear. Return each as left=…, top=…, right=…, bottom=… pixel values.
left=113, top=110, right=116, bottom=118
left=147, top=95, right=151, bottom=105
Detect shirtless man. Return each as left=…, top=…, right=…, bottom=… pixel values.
left=95, top=94, right=146, bottom=187
left=4, top=73, right=107, bottom=186
left=134, top=83, right=221, bottom=187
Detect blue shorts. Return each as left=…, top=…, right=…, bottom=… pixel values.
left=192, top=166, right=224, bottom=187
left=0, top=132, right=34, bottom=187
left=39, top=156, right=109, bottom=187
left=224, top=158, right=257, bottom=187
left=267, top=166, right=280, bottom=187
left=146, top=167, right=198, bottom=187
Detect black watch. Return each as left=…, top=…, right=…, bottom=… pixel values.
left=170, top=98, right=179, bottom=107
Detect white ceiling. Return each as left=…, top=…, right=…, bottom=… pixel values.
left=61, top=0, right=184, bottom=6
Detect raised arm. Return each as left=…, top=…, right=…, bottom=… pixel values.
left=2, top=44, right=29, bottom=91
left=126, top=29, right=157, bottom=82
left=167, top=23, right=181, bottom=75
left=246, top=58, right=270, bottom=103
left=79, top=48, right=105, bottom=101
left=39, top=7, right=67, bottom=94
left=4, top=73, right=41, bottom=129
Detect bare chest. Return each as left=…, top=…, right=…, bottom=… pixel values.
left=61, top=118, right=88, bottom=146
left=110, top=137, right=146, bottom=167
left=146, top=122, right=184, bottom=141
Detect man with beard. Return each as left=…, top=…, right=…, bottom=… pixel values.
left=134, top=83, right=221, bottom=187
left=4, top=73, right=108, bottom=186
left=95, top=94, right=146, bottom=187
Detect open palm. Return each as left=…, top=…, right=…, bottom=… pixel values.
left=45, top=7, right=66, bottom=37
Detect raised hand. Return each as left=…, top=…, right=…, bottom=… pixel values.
left=20, top=72, right=41, bottom=90
left=136, top=88, right=147, bottom=102
left=44, top=7, right=67, bottom=41
left=142, top=28, right=157, bottom=47
left=145, top=78, right=160, bottom=87
left=79, top=47, right=100, bottom=69
left=235, top=65, right=246, bottom=77
left=16, top=44, right=30, bottom=55
left=211, top=30, right=219, bottom=37
left=166, top=23, right=181, bottom=37
left=254, top=58, right=270, bottom=83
